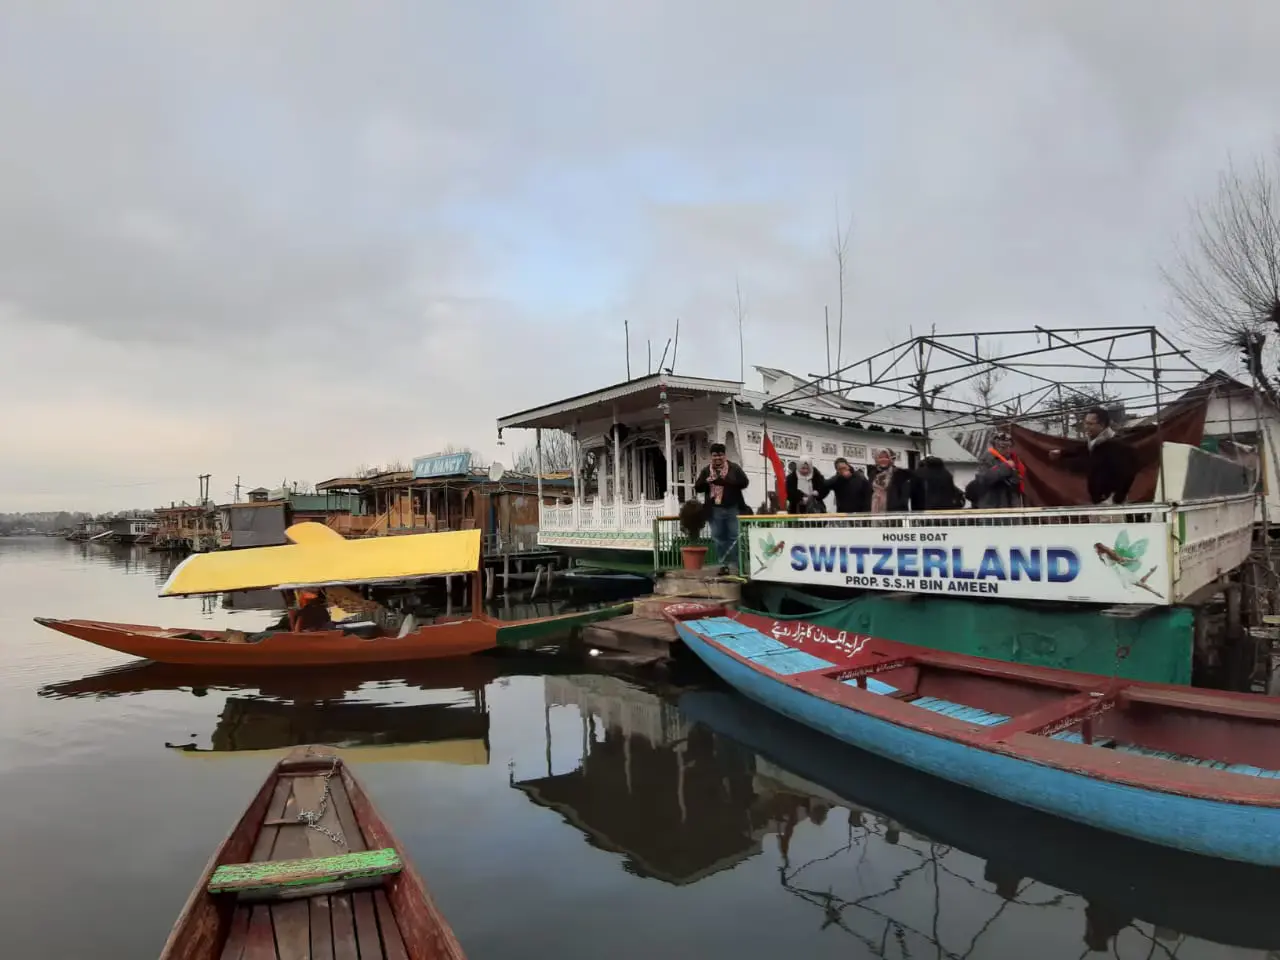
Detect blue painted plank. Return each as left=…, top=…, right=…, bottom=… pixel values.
left=674, top=620, right=1280, bottom=866
left=912, top=696, right=1010, bottom=727
left=751, top=648, right=836, bottom=676
left=711, top=628, right=791, bottom=660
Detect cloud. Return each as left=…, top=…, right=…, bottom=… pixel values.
left=4, top=1, right=1280, bottom=510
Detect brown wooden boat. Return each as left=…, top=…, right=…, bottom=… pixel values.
left=162, top=746, right=466, bottom=959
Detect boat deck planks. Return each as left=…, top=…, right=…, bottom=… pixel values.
left=244, top=768, right=401, bottom=959
left=330, top=895, right=359, bottom=960
left=308, top=897, right=335, bottom=960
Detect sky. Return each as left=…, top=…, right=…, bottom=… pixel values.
left=3, top=1, right=1280, bottom=511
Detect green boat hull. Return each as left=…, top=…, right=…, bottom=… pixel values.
left=749, top=585, right=1193, bottom=686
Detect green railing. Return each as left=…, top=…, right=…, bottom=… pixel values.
left=653, top=517, right=719, bottom=572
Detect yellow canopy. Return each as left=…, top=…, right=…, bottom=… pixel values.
left=160, top=523, right=481, bottom=597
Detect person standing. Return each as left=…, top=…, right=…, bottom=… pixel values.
left=965, top=432, right=1024, bottom=509
left=1049, top=407, right=1137, bottom=505
left=694, top=442, right=750, bottom=573
left=868, top=448, right=920, bottom=513
left=786, top=456, right=828, bottom=513
left=915, top=455, right=966, bottom=510
left=825, top=457, right=872, bottom=512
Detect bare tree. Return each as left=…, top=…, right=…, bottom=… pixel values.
left=512, top=429, right=595, bottom=484
left=832, top=200, right=854, bottom=375
left=1165, top=148, right=1280, bottom=405
left=969, top=341, right=1006, bottom=413
left=1035, top=386, right=1120, bottom=438
left=353, top=459, right=410, bottom=478
left=439, top=443, right=488, bottom=468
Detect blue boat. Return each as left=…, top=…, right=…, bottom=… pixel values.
left=672, top=610, right=1280, bottom=866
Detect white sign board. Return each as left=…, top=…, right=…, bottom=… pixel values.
left=745, top=522, right=1171, bottom=605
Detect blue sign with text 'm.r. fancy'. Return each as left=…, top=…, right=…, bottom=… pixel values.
left=412, top=451, right=472, bottom=479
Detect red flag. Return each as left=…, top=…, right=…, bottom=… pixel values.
left=762, top=430, right=788, bottom=511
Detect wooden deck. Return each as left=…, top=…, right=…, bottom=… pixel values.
left=220, top=768, right=409, bottom=960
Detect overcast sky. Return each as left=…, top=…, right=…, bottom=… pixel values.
left=3, top=1, right=1278, bottom=511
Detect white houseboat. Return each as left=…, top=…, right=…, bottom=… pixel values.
left=495, top=367, right=984, bottom=572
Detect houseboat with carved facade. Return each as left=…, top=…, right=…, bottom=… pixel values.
left=495, top=367, right=982, bottom=573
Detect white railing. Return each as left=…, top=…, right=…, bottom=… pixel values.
left=538, top=497, right=679, bottom=534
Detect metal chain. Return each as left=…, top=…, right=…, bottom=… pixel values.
left=295, top=757, right=346, bottom=849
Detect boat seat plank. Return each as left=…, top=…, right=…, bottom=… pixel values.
left=1121, top=685, right=1280, bottom=722
left=331, top=895, right=359, bottom=960
left=310, top=897, right=335, bottom=960
left=1110, top=743, right=1280, bottom=779
left=242, top=907, right=278, bottom=960
left=842, top=677, right=901, bottom=696
left=219, top=907, right=253, bottom=960
left=352, top=892, right=384, bottom=959
left=374, top=890, right=409, bottom=960
left=271, top=900, right=311, bottom=960
left=209, top=848, right=402, bottom=899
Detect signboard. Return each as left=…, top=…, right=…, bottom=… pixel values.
left=413, top=451, right=472, bottom=479
left=745, top=521, right=1171, bottom=605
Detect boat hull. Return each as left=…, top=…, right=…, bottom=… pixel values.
left=675, top=619, right=1280, bottom=866
left=161, top=745, right=466, bottom=959
left=35, top=617, right=499, bottom=666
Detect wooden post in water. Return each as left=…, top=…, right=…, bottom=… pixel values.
left=503, top=553, right=511, bottom=591
left=486, top=566, right=495, bottom=600
left=531, top=564, right=544, bottom=598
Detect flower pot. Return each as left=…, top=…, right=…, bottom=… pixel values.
left=680, top=546, right=709, bottom=570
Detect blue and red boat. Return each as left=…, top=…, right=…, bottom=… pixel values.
left=669, top=608, right=1280, bottom=866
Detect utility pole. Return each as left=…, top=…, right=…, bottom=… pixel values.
left=198, top=474, right=211, bottom=506
left=233, top=476, right=240, bottom=503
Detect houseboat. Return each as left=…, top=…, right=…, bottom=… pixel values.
left=317, top=452, right=572, bottom=565
left=107, top=515, right=159, bottom=545
left=153, top=503, right=219, bottom=552
left=495, top=368, right=982, bottom=572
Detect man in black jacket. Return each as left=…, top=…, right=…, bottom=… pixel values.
left=825, top=457, right=872, bottom=512
left=694, top=442, right=750, bottom=573
left=1049, top=407, right=1137, bottom=505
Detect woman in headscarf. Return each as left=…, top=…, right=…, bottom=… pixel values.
left=868, top=448, right=920, bottom=513
left=785, top=456, right=828, bottom=513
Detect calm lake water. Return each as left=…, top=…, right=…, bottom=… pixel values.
left=2, top=536, right=1277, bottom=959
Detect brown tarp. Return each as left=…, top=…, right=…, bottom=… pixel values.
left=1009, top=399, right=1209, bottom=506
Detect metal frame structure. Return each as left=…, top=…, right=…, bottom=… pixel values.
left=769, top=325, right=1218, bottom=446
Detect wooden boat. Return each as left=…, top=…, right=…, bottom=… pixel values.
left=162, top=745, right=466, bottom=959
left=669, top=607, right=1280, bottom=866
left=679, top=689, right=1280, bottom=950
left=34, top=522, right=627, bottom=666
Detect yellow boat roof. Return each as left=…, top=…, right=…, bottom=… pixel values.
left=160, top=522, right=480, bottom=597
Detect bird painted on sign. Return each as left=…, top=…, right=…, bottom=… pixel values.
left=1094, top=531, right=1163, bottom=599
left=754, top=532, right=787, bottom=575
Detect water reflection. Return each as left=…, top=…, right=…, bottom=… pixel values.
left=513, top=674, right=831, bottom=885
left=511, top=674, right=1280, bottom=956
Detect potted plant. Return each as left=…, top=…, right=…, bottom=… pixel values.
left=678, top=499, right=709, bottom=570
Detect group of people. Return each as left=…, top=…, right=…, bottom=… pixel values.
left=690, top=407, right=1136, bottom=573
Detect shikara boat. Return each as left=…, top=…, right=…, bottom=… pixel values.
left=35, top=522, right=623, bottom=666
left=669, top=607, right=1280, bottom=866
left=161, top=745, right=466, bottom=959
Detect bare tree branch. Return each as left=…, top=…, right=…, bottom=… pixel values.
left=1165, top=147, right=1280, bottom=406
left=969, top=340, right=1006, bottom=413
left=511, top=430, right=595, bottom=485
left=833, top=200, right=854, bottom=374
